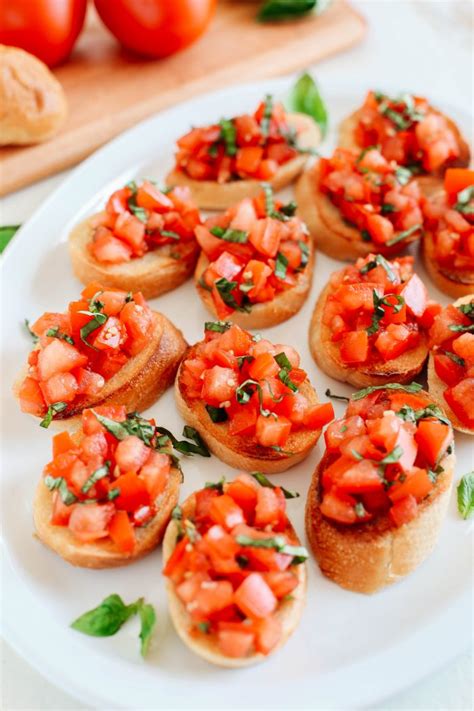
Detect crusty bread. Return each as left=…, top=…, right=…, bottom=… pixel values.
left=0, top=45, right=67, bottom=145
left=68, top=215, right=200, bottom=299
left=338, top=106, right=470, bottom=178
left=427, top=294, right=474, bottom=435
left=15, top=311, right=187, bottom=429
left=34, top=463, right=182, bottom=569
left=308, top=282, right=429, bottom=387
left=175, top=349, right=321, bottom=473
left=194, top=247, right=314, bottom=329
left=162, top=491, right=306, bottom=667
left=421, top=231, right=474, bottom=299
left=305, top=448, right=455, bottom=594
left=166, top=113, right=321, bottom=210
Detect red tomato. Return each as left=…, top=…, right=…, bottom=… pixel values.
left=234, top=573, right=277, bottom=619
left=108, top=511, right=135, bottom=553
left=68, top=503, right=115, bottom=542
left=0, top=0, right=87, bottom=67
left=93, top=0, right=216, bottom=59
left=209, top=495, right=245, bottom=531
left=389, top=494, right=418, bottom=527
left=217, top=629, right=254, bottom=658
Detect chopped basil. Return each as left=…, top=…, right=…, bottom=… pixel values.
left=352, top=382, right=423, bottom=401
left=454, top=185, right=474, bottom=215
left=24, top=318, right=39, bottom=344
left=197, top=621, right=210, bottom=634
left=208, top=144, right=219, bottom=158
left=441, top=349, right=465, bottom=367
left=274, top=352, right=298, bottom=392
left=107, top=488, right=120, bottom=501
left=258, top=0, right=316, bottom=22
left=262, top=182, right=275, bottom=216
left=204, top=320, right=231, bottom=333
left=235, top=534, right=308, bottom=564
left=205, top=405, right=228, bottom=423
left=235, top=378, right=282, bottom=417
left=275, top=251, right=289, bottom=280
left=156, top=426, right=210, bottom=457
left=380, top=445, right=403, bottom=464
left=354, top=502, right=367, bottom=519
left=457, top=472, right=474, bottom=519
left=359, top=254, right=397, bottom=283
left=274, top=352, right=292, bottom=370
left=44, top=475, right=78, bottom=505
left=204, top=477, right=225, bottom=492
left=297, top=240, right=310, bottom=270
left=128, top=204, right=147, bottom=223
left=171, top=505, right=183, bottom=521
left=45, top=327, right=74, bottom=345
left=251, top=471, right=299, bottom=499
left=236, top=555, right=249, bottom=568
left=449, top=323, right=474, bottom=334
left=325, top=388, right=350, bottom=402
left=360, top=229, right=372, bottom=242
left=396, top=403, right=452, bottom=427
left=286, top=71, right=328, bottom=137
left=270, top=445, right=294, bottom=456
left=79, top=310, right=108, bottom=349
left=237, top=355, right=254, bottom=369
left=160, top=230, right=181, bottom=240
left=219, top=118, right=237, bottom=156
left=82, top=461, right=110, bottom=494
left=458, top=302, right=474, bottom=319
left=366, top=290, right=404, bottom=336
left=386, top=223, right=422, bottom=247
left=260, top=94, right=273, bottom=138
left=279, top=201, right=297, bottom=217
left=93, top=411, right=155, bottom=445
left=0, top=224, right=21, bottom=253
left=381, top=203, right=397, bottom=215
left=214, top=277, right=251, bottom=313
left=210, top=226, right=248, bottom=243
left=40, top=401, right=68, bottom=429
left=394, top=166, right=413, bottom=186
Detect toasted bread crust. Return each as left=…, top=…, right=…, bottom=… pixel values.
left=68, top=215, right=200, bottom=299
left=175, top=346, right=321, bottom=473
left=33, top=465, right=181, bottom=568
left=308, top=282, right=429, bottom=387
left=427, top=295, right=474, bottom=435
left=338, top=107, right=471, bottom=177
left=421, top=231, right=474, bottom=299
left=194, top=247, right=314, bottom=329
left=165, top=113, right=321, bottom=210
left=305, top=449, right=455, bottom=594
left=162, top=492, right=306, bottom=667
left=15, top=311, right=187, bottom=429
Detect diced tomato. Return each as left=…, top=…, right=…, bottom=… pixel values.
left=367, top=411, right=401, bottom=451
left=50, top=491, right=73, bottom=526
left=444, top=168, right=474, bottom=199
left=398, top=274, right=427, bottom=317
left=339, top=330, right=369, bottom=364
left=434, top=353, right=465, bottom=387
left=453, top=333, right=474, bottom=362
left=264, top=571, right=298, bottom=599
left=415, top=420, right=452, bottom=466
left=333, top=283, right=377, bottom=311
left=194, top=487, right=220, bottom=526
left=201, top=366, right=238, bottom=406
left=68, top=503, right=115, bottom=542
left=136, top=181, right=174, bottom=211
left=389, top=494, right=418, bottom=527
left=217, top=628, right=254, bottom=658
left=302, top=402, right=335, bottom=429
left=234, top=573, right=277, bottom=619
left=272, top=344, right=301, bottom=369
left=52, top=431, right=75, bottom=458
left=92, top=317, right=126, bottom=351
left=81, top=405, right=127, bottom=435
left=367, top=214, right=394, bottom=244
left=418, top=300, right=442, bottom=330
left=389, top=467, right=433, bottom=504
left=195, top=580, right=234, bottom=616
left=255, top=415, right=291, bottom=448
left=163, top=536, right=190, bottom=583
left=139, top=451, right=170, bottom=500
left=113, top=472, right=150, bottom=512
left=320, top=490, right=357, bottom=524
left=254, top=616, right=282, bottom=655
left=90, top=229, right=133, bottom=263
left=108, top=510, right=135, bottom=553
left=325, top=416, right=366, bottom=451
left=228, top=402, right=258, bottom=436
left=106, top=187, right=130, bottom=215
left=236, top=146, right=264, bottom=175
left=394, top=423, right=418, bottom=471
left=336, top=459, right=384, bottom=493
left=254, top=487, right=280, bottom=528
left=176, top=572, right=210, bottom=604
left=74, top=367, right=105, bottom=397
left=37, top=339, right=87, bottom=381
left=249, top=218, right=280, bottom=258
left=225, top=478, right=258, bottom=520
left=248, top=352, right=279, bottom=380
left=276, top=392, right=308, bottom=425
left=114, top=435, right=150, bottom=473
left=80, top=432, right=108, bottom=462
left=114, top=212, right=146, bottom=253
left=41, top=372, right=78, bottom=404
left=19, top=376, right=46, bottom=415
left=374, top=324, right=418, bottom=361
left=120, top=302, right=154, bottom=356
left=209, top=495, right=245, bottom=530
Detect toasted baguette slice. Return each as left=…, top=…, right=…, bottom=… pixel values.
left=166, top=113, right=320, bottom=211
left=305, top=449, right=455, bottom=594
left=427, top=294, right=474, bottom=434
left=308, top=283, right=429, bottom=388
left=175, top=350, right=321, bottom=473
left=194, top=248, right=314, bottom=329
left=15, top=312, right=187, bottom=429
left=69, top=215, right=200, bottom=299
left=162, top=492, right=306, bottom=667
left=422, top=231, right=474, bottom=299
left=338, top=107, right=470, bottom=181
left=34, top=465, right=181, bottom=569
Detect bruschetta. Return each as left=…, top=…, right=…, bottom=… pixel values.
left=194, top=187, right=313, bottom=329
left=175, top=322, right=334, bottom=473
left=166, top=95, right=320, bottom=210
left=427, top=295, right=474, bottom=434
left=305, top=383, right=455, bottom=593
left=16, top=283, right=187, bottom=428
left=422, top=169, right=474, bottom=298
left=163, top=474, right=307, bottom=666
left=34, top=407, right=182, bottom=568
left=296, top=147, right=424, bottom=261
left=338, top=91, right=470, bottom=192
left=309, top=254, right=435, bottom=387
left=69, top=182, right=201, bottom=299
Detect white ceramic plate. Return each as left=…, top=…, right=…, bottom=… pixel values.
left=1, top=78, right=472, bottom=710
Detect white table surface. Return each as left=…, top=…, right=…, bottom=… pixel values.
left=1, top=1, right=472, bottom=708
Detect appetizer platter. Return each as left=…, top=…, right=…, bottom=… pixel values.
left=1, top=78, right=472, bottom=709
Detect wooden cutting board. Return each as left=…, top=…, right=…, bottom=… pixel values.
left=0, top=0, right=366, bottom=196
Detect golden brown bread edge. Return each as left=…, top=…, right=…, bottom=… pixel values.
left=34, top=463, right=182, bottom=569
left=194, top=244, right=314, bottom=329
left=165, top=113, right=321, bottom=210
left=427, top=294, right=474, bottom=435
left=421, top=231, right=474, bottom=299
left=68, top=216, right=200, bottom=299
left=175, top=349, right=322, bottom=474
left=308, top=282, right=429, bottom=388
left=162, top=491, right=306, bottom=667
left=0, top=44, right=67, bottom=145
left=14, top=312, right=187, bottom=430
left=305, top=448, right=455, bottom=594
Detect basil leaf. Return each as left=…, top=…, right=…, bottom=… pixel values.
left=237, top=354, right=254, bottom=369
left=204, top=320, right=231, bottom=333
left=129, top=204, right=147, bottom=223
left=360, top=229, right=372, bottom=242
left=441, top=349, right=465, bottom=367
left=394, top=166, right=413, bottom=186
left=205, top=477, right=225, bottom=492
left=366, top=290, right=404, bottom=335
left=44, top=475, right=77, bottom=505
left=79, top=311, right=108, bottom=349
left=260, top=94, right=273, bottom=138
left=381, top=203, right=397, bottom=215
left=325, top=388, right=350, bottom=402
left=297, top=240, right=309, bottom=270
left=258, top=0, right=316, bottom=22
left=171, top=505, right=183, bottom=521
left=40, top=401, right=68, bottom=429
left=274, top=352, right=292, bottom=370
left=215, top=277, right=251, bottom=313
left=197, top=621, right=210, bottom=633
left=458, top=302, right=474, bottom=319
left=45, top=327, right=74, bottom=345
left=108, top=487, right=120, bottom=501
left=279, top=201, right=297, bottom=217
left=359, top=254, right=397, bottom=283
left=270, top=444, right=294, bottom=456
left=262, top=182, right=275, bottom=216
left=396, top=403, right=451, bottom=427
left=286, top=72, right=328, bottom=137
left=24, top=318, right=39, bottom=344
left=71, top=594, right=137, bottom=637
left=92, top=411, right=155, bottom=446
left=386, top=223, right=422, bottom=247
left=219, top=118, right=237, bottom=156
left=457, top=472, right=474, bottom=519
left=0, top=224, right=21, bottom=253
left=380, top=445, right=403, bottom=465
left=210, top=226, right=248, bottom=243
left=275, top=251, right=288, bottom=279
left=449, top=323, right=474, bottom=333
left=251, top=471, right=299, bottom=499
left=454, top=185, right=474, bottom=214
left=278, top=367, right=298, bottom=392
left=82, top=461, right=110, bottom=494
left=354, top=502, right=368, bottom=519
left=138, top=601, right=156, bottom=657
left=205, top=404, right=228, bottom=423
left=155, top=426, right=210, bottom=457
left=235, top=534, right=308, bottom=563
left=160, top=230, right=181, bottom=240
left=352, top=382, right=423, bottom=401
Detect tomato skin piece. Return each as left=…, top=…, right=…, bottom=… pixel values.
left=108, top=511, right=135, bottom=553
left=0, top=0, right=87, bottom=67
left=234, top=573, right=277, bottom=619
left=389, top=494, right=418, bottom=527
left=93, top=0, right=216, bottom=59
left=254, top=487, right=280, bottom=528
left=415, top=420, right=452, bottom=467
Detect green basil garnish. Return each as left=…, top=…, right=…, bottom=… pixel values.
left=40, top=401, right=68, bottom=429
left=352, top=382, right=423, bottom=401
left=235, top=534, right=308, bottom=564
left=286, top=71, right=328, bottom=137
left=386, top=223, right=422, bottom=247
left=205, top=405, right=228, bottom=423
left=251, top=471, right=299, bottom=499
left=204, top=320, right=232, bottom=333
left=44, top=475, right=77, bottom=505
left=45, top=327, right=74, bottom=345
left=24, top=318, right=39, bottom=344
left=359, top=254, right=397, bottom=283
left=0, top=224, right=21, bottom=253
left=219, top=118, right=237, bottom=156
left=457, top=472, right=474, bottom=519
left=82, top=461, right=111, bottom=494
left=258, top=0, right=316, bottom=22
left=275, top=251, right=288, bottom=279
left=210, top=226, right=248, bottom=243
